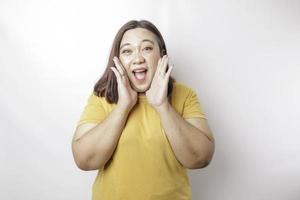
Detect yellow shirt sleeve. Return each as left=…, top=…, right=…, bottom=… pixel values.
left=77, top=93, right=108, bottom=126
left=182, top=87, right=207, bottom=119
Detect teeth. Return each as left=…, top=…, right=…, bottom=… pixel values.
left=133, top=69, right=147, bottom=73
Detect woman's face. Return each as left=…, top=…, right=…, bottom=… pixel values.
left=119, top=28, right=161, bottom=94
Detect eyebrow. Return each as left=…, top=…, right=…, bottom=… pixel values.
left=120, top=39, right=154, bottom=50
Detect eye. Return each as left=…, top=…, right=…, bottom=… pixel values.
left=143, top=46, right=153, bottom=51
left=121, top=49, right=132, bottom=54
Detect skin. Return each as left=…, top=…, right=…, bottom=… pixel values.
left=111, top=28, right=214, bottom=168
left=72, top=28, right=215, bottom=170
left=111, top=28, right=173, bottom=109
left=118, top=28, right=161, bottom=94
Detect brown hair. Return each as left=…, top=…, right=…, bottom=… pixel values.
left=93, top=20, right=175, bottom=104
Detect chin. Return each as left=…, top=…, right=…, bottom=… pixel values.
left=128, top=76, right=150, bottom=93
left=130, top=82, right=150, bottom=93
left=133, top=85, right=150, bottom=93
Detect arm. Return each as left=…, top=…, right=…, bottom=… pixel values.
left=72, top=57, right=137, bottom=171
left=145, top=55, right=214, bottom=169
left=155, top=101, right=215, bottom=169
left=72, top=105, right=131, bottom=171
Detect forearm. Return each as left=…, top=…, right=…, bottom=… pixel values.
left=155, top=102, right=214, bottom=169
left=73, top=105, right=130, bottom=170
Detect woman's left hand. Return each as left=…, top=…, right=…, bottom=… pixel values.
left=146, top=55, right=173, bottom=110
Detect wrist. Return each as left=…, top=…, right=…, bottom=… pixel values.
left=153, top=100, right=170, bottom=114
left=116, top=103, right=132, bottom=114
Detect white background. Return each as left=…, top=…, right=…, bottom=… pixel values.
left=1, top=0, right=300, bottom=199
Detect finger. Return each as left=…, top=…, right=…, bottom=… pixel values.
left=154, top=57, right=162, bottom=77
left=164, top=65, right=173, bottom=80
left=156, top=55, right=165, bottom=76
left=113, top=57, right=124, bottom=75
left=113, top=57, right=126, bottom=76
left=157, top=57, right=162, bottom=68
left=111, top=67, right=122, bottom=82
left=160, top=55, right=169, bottom=75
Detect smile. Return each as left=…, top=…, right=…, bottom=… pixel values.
left=132, top=69, right=148, bottom=82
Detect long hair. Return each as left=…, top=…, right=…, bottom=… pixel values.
left=93, top=20, right=175, bottom=104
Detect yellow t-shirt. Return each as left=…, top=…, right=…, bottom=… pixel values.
left=77, top=82, right=206, bottom=200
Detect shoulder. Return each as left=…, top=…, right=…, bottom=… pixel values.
left=171, top=82, right=195, bottom=106
left=172, top=82, right=196, bottom=98
left=86, top=92, right=114, bottom=109
left=88, top=92, right=106, bottom=102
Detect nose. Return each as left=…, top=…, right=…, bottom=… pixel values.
left=133, top=51, right=145, bottom=65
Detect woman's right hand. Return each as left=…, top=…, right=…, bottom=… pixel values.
left=111, top=57, right=137, bottom=111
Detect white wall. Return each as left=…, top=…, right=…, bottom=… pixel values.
left=1, top=0, right=299, bottom=199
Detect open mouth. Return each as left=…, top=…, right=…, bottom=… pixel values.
left=132, top=69, right=148, bottom=81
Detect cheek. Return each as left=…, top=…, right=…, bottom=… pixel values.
left=119, top=56, right=131, bottom=68
left=147, top=55, right=159, bottom=70
left=120, top=57, right=138, bottom=76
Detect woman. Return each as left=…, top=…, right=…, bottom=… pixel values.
left=72, top=20, right=215, bottom=200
